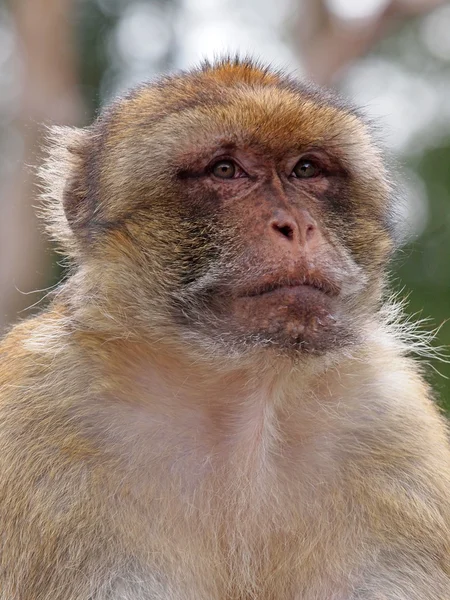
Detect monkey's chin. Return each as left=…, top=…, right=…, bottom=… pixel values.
left=229, top=285, right=343, bottom=354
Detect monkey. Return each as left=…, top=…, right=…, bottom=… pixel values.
left=0, top=57, right=449, bottom=600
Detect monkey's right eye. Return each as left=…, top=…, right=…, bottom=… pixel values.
left=211, top=160, right=237, bottom=179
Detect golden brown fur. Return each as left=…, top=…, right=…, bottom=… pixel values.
left=0, top=59, right=449, bottom=599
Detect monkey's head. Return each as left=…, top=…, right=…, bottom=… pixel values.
left=43, top=59, right=396, bottom=359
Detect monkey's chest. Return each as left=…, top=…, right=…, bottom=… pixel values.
left=103, top=407, right=354, bottom=598
left=110, top=473, right=351, bottom=600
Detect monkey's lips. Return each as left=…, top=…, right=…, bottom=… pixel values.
left=242, top=277, right=339, bottom=299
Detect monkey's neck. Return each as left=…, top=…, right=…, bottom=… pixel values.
left=86, top=335, right=366, bottom=459
left=58, top=315, right=419, bottom=497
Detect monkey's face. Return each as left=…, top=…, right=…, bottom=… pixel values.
left=60, top=63, right=395, bottom=357
left=170, top=141, right=368, bottom=355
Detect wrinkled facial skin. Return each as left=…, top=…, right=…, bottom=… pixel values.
left=64, top=61, right=395, bottom=356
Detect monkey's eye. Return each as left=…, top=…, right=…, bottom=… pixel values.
left=292, top=159, right=321, bottom=179
left=211, top=160, right=238, bottom=179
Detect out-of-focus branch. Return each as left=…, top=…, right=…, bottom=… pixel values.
left=294, top=0, right=446, bottom=85
left=0, top=0, right=83, bottom=332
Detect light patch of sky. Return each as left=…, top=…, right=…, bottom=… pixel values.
left=174, top=0, right=300, bottom=71
left=115, top=3, right=172, bottom=65
left=325, top=0, right=390, bottom=21
left=105, top=0, right=303, bottom=100
left=102, top=2, right=176, bottom=100
left=420, top=4, right=450, bottom=62
left=343, top=58, right=440, bottom=154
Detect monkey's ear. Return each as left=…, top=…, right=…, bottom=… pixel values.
left=38, top=125, right=95, bottom=259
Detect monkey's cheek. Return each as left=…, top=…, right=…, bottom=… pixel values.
left=229, top=286, right=339, bottom=351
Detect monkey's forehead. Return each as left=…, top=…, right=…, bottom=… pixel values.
left=101, top=80, right=383, bottom=181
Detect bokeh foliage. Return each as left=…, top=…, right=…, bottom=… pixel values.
left=397, top=146, right=450, bottom=411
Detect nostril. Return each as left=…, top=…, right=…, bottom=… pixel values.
left=273, top=223, right=294, bottom=240
left=305, top=223, right=315, bottom=240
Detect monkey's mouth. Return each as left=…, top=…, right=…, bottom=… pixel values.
left=227, top=275, right=342, bottom=354
left=240, top=276, right=339, bottom=299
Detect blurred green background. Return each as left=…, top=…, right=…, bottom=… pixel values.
left=0, top=0, right=449, bottom=409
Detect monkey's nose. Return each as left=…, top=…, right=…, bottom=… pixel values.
left=269, top=210, right=318, bottom=248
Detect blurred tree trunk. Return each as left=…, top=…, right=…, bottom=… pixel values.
left=294, top=0, right=446, bottom=85
left=0, top=0, right=82, bottom=332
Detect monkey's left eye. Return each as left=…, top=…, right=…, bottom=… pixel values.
left=291, top=159, right=321, bottom=179
left=211, top=160, right=238, bottom=179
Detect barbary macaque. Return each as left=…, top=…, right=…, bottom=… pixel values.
left=0, top=59, right=449, bottom=600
